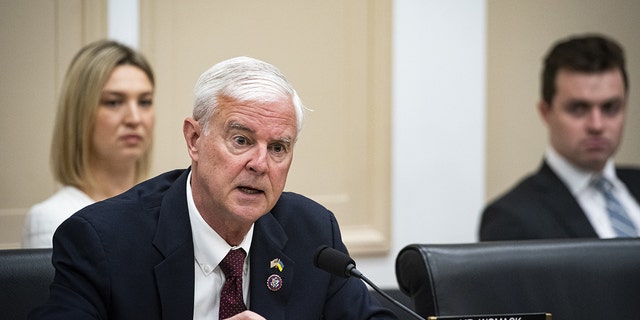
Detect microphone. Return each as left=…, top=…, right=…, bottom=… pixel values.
left=313, top=245, right=425, bottom=320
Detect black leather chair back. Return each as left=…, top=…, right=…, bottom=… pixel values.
left=396, top=238, right=640, bottom=319
left=0, top=248, right=54, bottom=320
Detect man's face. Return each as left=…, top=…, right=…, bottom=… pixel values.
left=187, top=97, right=298, bottom=229
left=539, top=68, right=627, bottom=172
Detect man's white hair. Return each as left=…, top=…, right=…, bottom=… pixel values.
left=193, top=56, right=305, bottom=134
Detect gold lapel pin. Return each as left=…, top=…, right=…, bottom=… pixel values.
left=270, top=258, right=284, bottom=272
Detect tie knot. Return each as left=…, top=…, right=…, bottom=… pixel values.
left=220, top=249, right=246, bottom=278
left=593, top=176, right=613, bottom=193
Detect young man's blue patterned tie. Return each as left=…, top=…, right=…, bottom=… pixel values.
left=594, top=177, right=637, bottom=237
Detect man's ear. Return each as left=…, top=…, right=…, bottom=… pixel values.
left=538, top=100, right=552, bottom=126
left=183, top=118, right=201, bottom=161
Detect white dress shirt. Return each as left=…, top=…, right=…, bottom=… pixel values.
left=186, top=172, right=254, bottom=320
left=545, top=148, right=640, bottom=238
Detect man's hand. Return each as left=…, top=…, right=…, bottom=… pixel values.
left=223, top=310, right=266, bottom=320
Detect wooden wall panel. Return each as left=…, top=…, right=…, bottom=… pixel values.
left=0, top=0, right=106, bottom=248
left=140, top=0, right=392, bottom=255
left=486, top=0, right=640, bottom=202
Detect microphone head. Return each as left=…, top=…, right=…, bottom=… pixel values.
left=313, top=245, right=356, bottom=278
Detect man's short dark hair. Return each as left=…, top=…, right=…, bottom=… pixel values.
left=541, top=34, right=628, bottom=105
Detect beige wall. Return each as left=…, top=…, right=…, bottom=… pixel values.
left=486, top=0, right=640, bottom=202
left=0, top=1, right=107, bottom=248
left=2, top=0, right=640, bottom=249
left=0, top=0, right=392, bottom=254
left=138, top=0, right=392, bottom=255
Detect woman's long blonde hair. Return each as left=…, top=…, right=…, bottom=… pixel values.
left=51, top=39, right=155, bottom=191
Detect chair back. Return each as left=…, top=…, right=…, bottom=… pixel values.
left=0, top=248, right=54, bottom=320
left=395, top=238, right=640, bottom=319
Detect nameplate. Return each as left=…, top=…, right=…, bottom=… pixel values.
left=427, top=312, right=551, bottom=320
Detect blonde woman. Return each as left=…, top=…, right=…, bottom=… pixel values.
left=22, top=40, right=156, bottom=248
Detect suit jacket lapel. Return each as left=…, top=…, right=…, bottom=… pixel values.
left=618, top=169, right=640, bottom=202
left=248, top=213, right=293, bottom=320
left=537, top=162, right=597, bottom=237
left=152, top=170, right=195, bottom=320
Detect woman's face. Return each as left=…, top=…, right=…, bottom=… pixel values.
left=91, top=65, right=155, bottom=168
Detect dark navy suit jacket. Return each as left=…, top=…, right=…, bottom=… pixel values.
left=480, top=161, right=640, bottom=241
left=30, top=169, right=396, bottom=319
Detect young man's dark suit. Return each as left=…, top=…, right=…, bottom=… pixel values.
left=30, top=169, right=395, bottom=319
left=480, top=161, right=640, bottom=241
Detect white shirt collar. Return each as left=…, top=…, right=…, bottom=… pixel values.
left=186, top=171, right=254, bottom=275
left=545, top=147, right=618, bottom=194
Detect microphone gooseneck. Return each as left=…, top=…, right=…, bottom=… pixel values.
left=313, top=245, right=425, bottom=320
